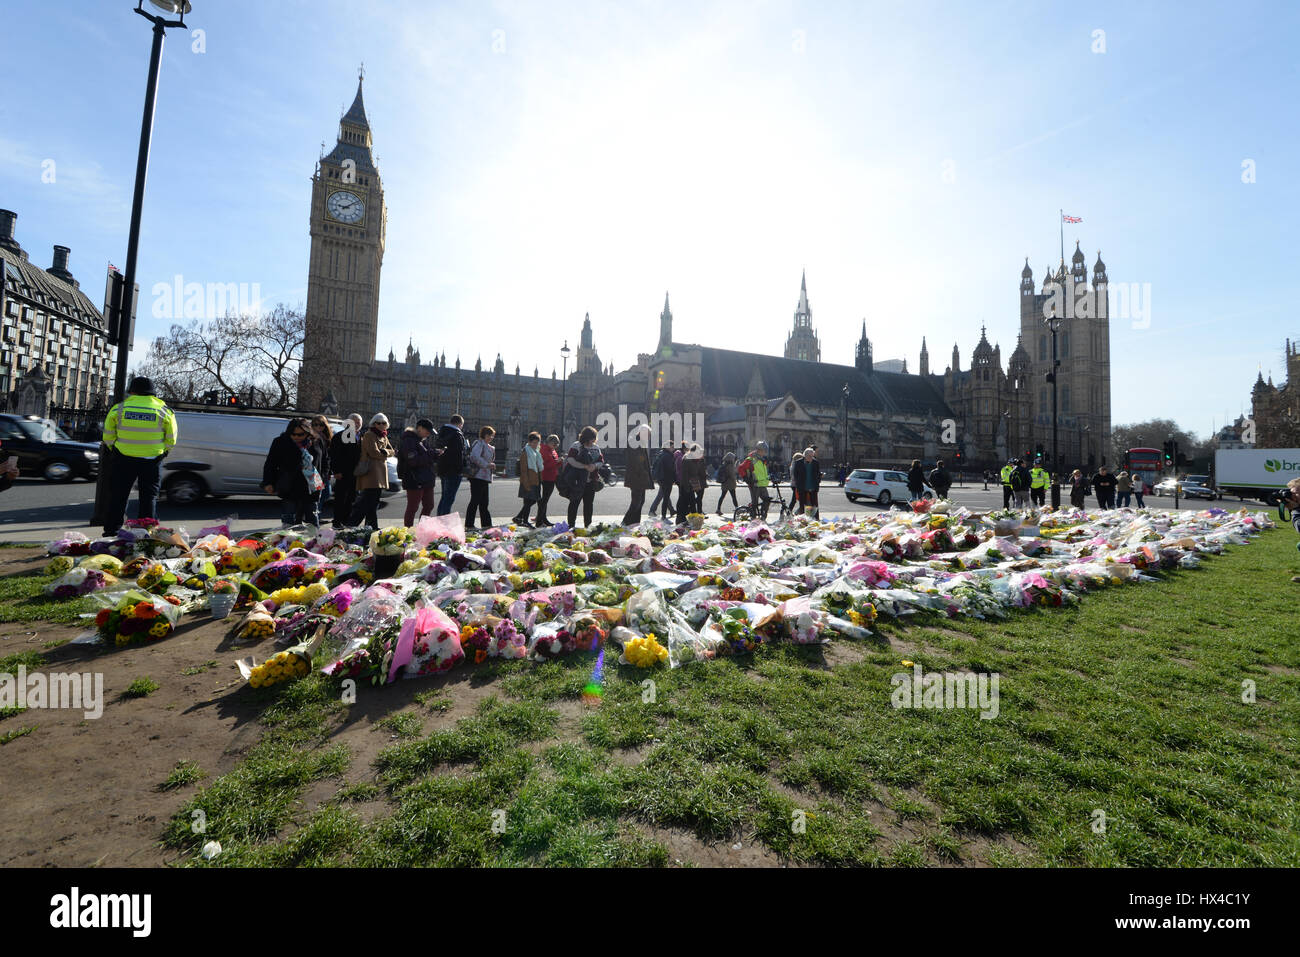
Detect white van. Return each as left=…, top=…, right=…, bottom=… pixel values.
left=162, top=411, right=400, bottom=505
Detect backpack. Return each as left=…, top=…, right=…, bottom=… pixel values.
left=737, top=457, right=754, bottom=482
left=1010, top=468, right=1028, bottom=492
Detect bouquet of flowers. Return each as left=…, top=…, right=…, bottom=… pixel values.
left=269, top=582, right=330, bottom=607
left=239, top=625, right=327, bottom=688
left=715, top=608, right=759, bottom=655
left=398, top=606, right=464, bottom=678
left=920, top=527, right=957, bottom=553
left=94, top=590, right=183, bottom=647
left=910, top=498, right=934, bottom=514
left=527, top=623, right=577, bottom=661
left=620, top=632, right=668, bottom=668
left=487, top=618, right=528, bottom=659
left=208, top=577, right=239, bottom=595
left=1017, top=572, right=1069, bottom=608
left=316, top=580, right=356, bottom=617
left=48, top=532, right=93, bottom=557
left=44, top=566, right=115, bottom=599
left=251, top=558, right=317, bottom=591
left=570, top=615, right=608, bottom=652
left=324, top=620, right=403, bottom=684
left=136, top=561, right=179, bottom=594
left=236, top=603, right=277, bottom=641
left=370, top=526, right=412, bottom=557
left=45, top=555, right=75, bottom=576
left=460, top=623, right=493, bottom=663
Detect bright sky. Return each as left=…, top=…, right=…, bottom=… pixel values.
left=3, top=0, right=1296, bottom=436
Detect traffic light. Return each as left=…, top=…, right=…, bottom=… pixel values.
left=955, top=448, right=963, bottom=463
left=227, top=394, right=239, bottom=407
left=1175, top=451, right=1187, bottom=468
left=1163, top=441, right=1173, bottom=465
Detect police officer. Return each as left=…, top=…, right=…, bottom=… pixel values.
left=999, top=459, right=1015, bottom=509
left=101, top=376, right=178, bottom=536
left=1030, top=460, right=1050, bottom=507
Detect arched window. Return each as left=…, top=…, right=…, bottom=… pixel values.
left=1039, top=335, right=1047, bottom=362
left=1062, top=332, right=1070, bottom=358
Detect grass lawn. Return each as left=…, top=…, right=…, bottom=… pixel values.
left=9, top=529, right=1300, bottom=866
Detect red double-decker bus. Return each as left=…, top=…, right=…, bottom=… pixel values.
left=1124, top=447, right=1161, bottom=494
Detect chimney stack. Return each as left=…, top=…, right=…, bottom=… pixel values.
left=47, top=245, right=75, bottom=285
left=0, top=209, right=22, bottom=256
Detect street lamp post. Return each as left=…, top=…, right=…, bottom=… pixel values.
left=91, top=0, right=192, bottom=529
left=1043, top=308, right=1062, bottom=506
left=841, top=383, right=850, bottom=464
left=559, top=339, right=571, bottom=445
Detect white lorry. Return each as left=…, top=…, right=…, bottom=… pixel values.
left=1213, top=448, right=1300, bottom=503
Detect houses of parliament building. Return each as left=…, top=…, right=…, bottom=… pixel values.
left=300, top=77, right=1112, bottom=470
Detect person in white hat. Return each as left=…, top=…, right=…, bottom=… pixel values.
left=348, top=412, right=393, bottom=527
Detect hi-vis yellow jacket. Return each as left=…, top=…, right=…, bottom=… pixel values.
left=103, top=395, right=177, bottom=458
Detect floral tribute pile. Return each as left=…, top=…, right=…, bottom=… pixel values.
left=43, top=504, right=1274, bottom=688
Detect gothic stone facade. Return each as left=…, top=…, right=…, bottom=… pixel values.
left=1249, top=341, right=1300, bottom=447
left=299, top=77, right=1112, bottom=471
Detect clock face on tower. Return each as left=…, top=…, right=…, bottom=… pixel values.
left=327, top=189, right=365, bottom=224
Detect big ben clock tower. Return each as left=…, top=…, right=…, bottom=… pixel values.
left=300, top=70, right=387, bottom=412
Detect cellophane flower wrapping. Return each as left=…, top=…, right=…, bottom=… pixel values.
left=93, top=589, right=184, bottom=647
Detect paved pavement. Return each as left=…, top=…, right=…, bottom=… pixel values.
left=0, top=474, right=1241, bottom=543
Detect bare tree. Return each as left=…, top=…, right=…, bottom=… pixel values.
left=135, top=305, right=307, bottom=408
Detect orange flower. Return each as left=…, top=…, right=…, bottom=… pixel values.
left=474, top=649, right=487, bottom=664
left=135, top=604, right=159, bottom=620
left=95, top=608, right=111, bottom=627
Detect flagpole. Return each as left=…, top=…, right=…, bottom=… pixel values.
left=1059, top=208, right=1064, bottom=265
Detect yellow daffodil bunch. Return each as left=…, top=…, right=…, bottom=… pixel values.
left=623, top=633, right=668, bottom=668
left=247, top=650, right=310, bottom=688
left=258, top=548, right=288, bottom=568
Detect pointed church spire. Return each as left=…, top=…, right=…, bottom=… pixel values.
left=919, top=336, right=929, bottom=377
left=342, top=70, right=370, bottom=130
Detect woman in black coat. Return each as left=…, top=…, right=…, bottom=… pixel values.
left=906, top=459, right=926, bottom=500
left=262, top=417, right=326, bottom=527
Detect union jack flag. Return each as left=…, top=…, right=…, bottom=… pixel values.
left=1062, top=214, right=1082, bottom=223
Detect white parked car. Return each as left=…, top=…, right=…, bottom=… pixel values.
left=1153, top=478, right=1179, bottom=497
left=844, top=467, right=934, bottom=507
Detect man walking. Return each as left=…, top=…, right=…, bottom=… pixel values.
left=1030, top=460, right=1050, bottom=507
left=329, top=413, right=363, bottom=528
left=1092, top=464, right=1118, bottom=510
left=928, top=459, right=952, bottom=500
left=434, top=413, right=470, bottom=516
left=1000, top=459, right=1015, bottom=509
left=648, top=442, right=676, bottom=519
left=1010, top=458, right=1032, bottom=509
left=101, top=377, right=177, bottom=536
